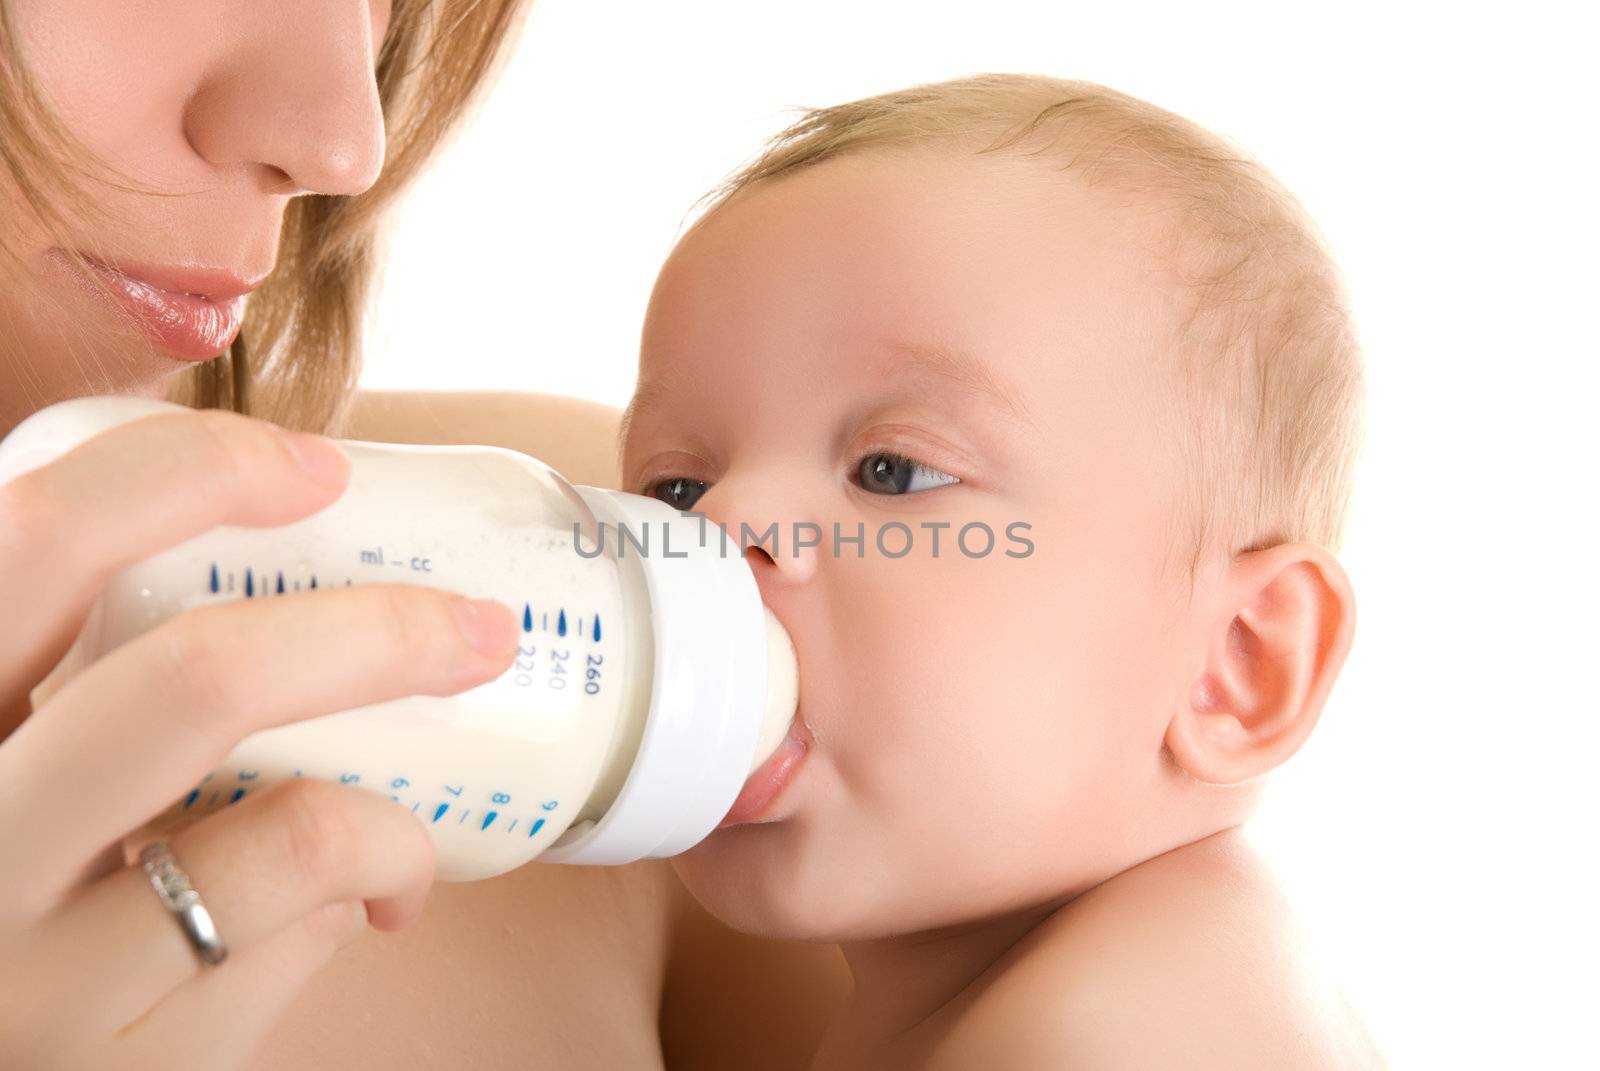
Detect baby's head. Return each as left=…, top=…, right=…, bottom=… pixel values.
left=619, top=74, right=1363, bottom=941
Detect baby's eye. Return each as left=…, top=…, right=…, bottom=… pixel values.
left=855, top=452, right=960, bottom=496
left=648, top=476, right=709, bottom=511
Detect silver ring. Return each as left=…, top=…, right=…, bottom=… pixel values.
left=140, top=840, right=228, bottom=967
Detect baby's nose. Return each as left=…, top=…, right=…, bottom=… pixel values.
left=696, top=492, right=820, bottom=590
left=741, top=537, right=814, bottom=585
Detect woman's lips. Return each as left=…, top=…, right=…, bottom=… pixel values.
left=718, top=717, right=812, bottom=828
left=56, top=252, right=259, bottom=361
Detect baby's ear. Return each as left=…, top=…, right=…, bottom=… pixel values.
left=1165, top=543, right=1356, bottom=785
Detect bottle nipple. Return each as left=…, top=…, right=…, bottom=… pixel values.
left=749, top=606, right=799, bottom=774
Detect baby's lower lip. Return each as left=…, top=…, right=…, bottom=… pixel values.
left=718, top=720, right=811, bottom=828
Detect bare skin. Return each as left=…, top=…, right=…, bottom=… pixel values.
left=812, top=828, right=1384, bottom=1070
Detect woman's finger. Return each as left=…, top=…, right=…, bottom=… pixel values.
left=0, top=408, right=351, bottom=737
left=0, top=582, right=515, bottom=901
left=33, top=777, right=435, bottom=1036
left=108, top=898, right=370, bottom=1071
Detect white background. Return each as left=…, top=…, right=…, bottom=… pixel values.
left=364, top=2, right=1600, bottom=1066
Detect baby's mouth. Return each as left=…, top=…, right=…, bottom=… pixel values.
left=719, top=716, right=812, bottom=827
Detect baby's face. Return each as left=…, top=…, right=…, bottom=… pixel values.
left=623, top=151, right=1202, bottom=940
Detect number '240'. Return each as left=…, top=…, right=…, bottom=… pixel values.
left=513, top=646, right=604, bottom=695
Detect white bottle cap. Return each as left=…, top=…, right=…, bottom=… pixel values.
left=539, top=488, right=797, bottom=864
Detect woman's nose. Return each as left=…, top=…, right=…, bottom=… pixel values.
left=181, top=2, right=387, bottom=197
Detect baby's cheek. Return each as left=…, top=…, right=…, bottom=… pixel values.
left=834, top=563, right=1067, bottom=787
left=851, top=547, right=1155, bottom=813
left=780, top=516, right=1169, bottom=918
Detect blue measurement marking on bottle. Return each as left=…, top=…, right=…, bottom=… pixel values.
left=245, top=568, right=254, bottom=597
left=209, top=563, right=219, bottom=594
left=310, top=575, right=318, bottom=589
left=513, top=605, right=607, bottom=640
left=276, top=571, right=285, bottom=594
left=196, top=772, right=557, bottom=840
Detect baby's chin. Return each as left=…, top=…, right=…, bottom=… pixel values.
left=669, top=817, right=881, bottom=942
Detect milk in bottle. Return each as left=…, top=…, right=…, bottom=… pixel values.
left=0, top=395, right=799, bottom=880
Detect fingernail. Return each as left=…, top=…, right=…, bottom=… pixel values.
left=452, top=597, right=514, bottom=655
left=281, top=430, right=350, bottom=490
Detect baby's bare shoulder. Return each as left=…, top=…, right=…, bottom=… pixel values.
left=923, top=830, right=1385, bottom=1071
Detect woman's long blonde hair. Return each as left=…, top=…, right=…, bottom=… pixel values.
left=0, top=0, right=532, bottom=434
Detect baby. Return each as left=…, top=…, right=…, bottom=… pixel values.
left=619, top=74, right=1383, bottom=1069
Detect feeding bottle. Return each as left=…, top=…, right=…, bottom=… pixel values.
left=0, top=395, right=798, bottom=880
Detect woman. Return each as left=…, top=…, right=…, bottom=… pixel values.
left=0, top=1, right=849, bottom=1067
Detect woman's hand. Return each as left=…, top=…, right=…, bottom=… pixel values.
left=0, top=408, right=518, bottom=1070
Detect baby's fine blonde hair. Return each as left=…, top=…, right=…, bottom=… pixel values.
left=683, top=74, right=1365, bottom=584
